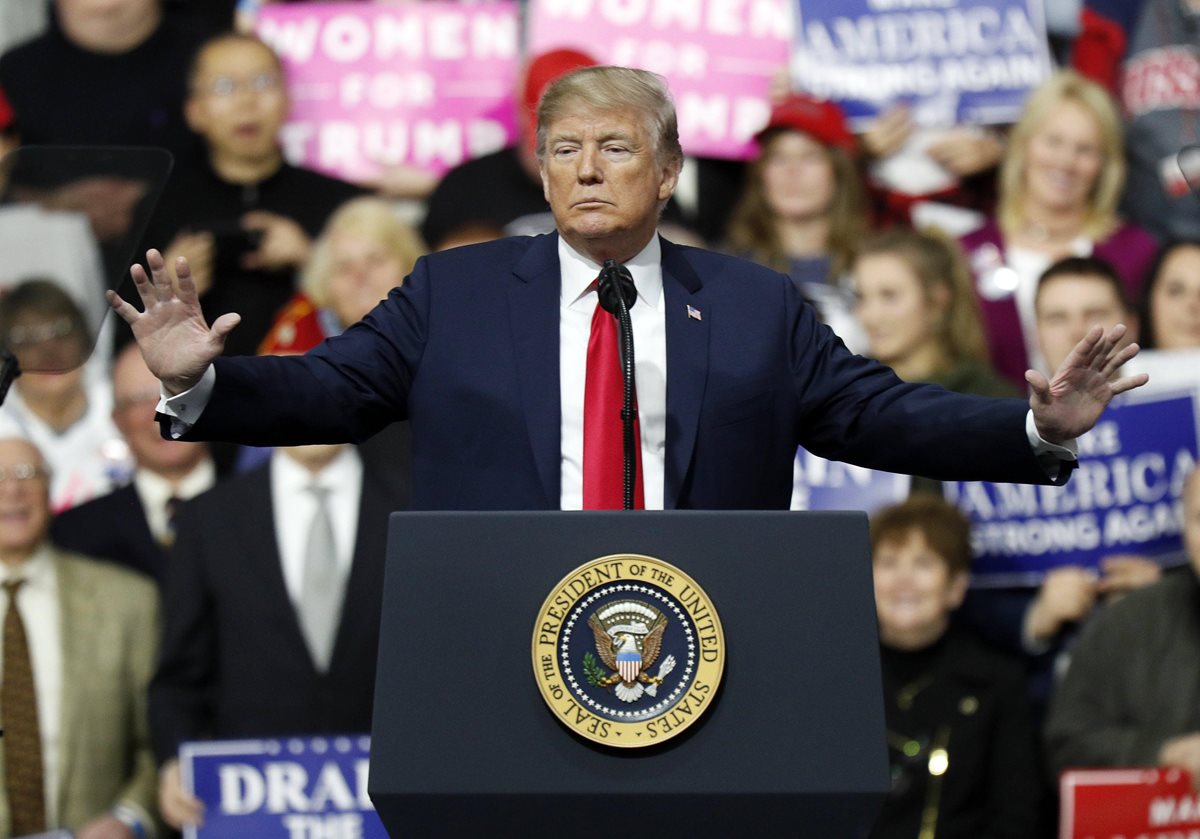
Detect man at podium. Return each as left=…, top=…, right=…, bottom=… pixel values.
left=108, top=67, right=1145, bottom=509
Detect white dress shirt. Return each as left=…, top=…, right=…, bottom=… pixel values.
left=0, top=547, right=62, bottom=825
left=558, top=235, right=668, bottom=510
left=270, top=447, right=362, bottom=608
left=132, top=458, right=217, bottom=543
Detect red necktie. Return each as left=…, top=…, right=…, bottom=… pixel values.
left=583, top=299, right=644, bottom=509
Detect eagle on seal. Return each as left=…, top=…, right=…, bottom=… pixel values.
left=588, top=610, right=671, bottom=703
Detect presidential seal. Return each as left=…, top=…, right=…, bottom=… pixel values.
left=531, top=554, right=724, bottom=748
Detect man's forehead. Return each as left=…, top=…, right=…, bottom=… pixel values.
left=1038, top=275, right=1124, bottom=310
left=544, top=108, right=648, bottom=139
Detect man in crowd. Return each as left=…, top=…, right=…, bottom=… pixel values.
left=110, top=66, right=1146, bottom=510
left=52, top=343, right=216, bottom=584
left=1045, top=467, right=1200, bottom=787
left=141, top=32, right=364, bottom=358
left=150, top=439, right=404, bottom=828
left=0, top=437, right=158, bottom=837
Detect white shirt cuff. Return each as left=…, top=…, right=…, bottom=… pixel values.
left=156, top=366, right=216, bottom=439
left=1025, top=409, right=1078, bottom=480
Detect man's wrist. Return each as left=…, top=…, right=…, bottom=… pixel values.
left=112, top=803, right=148, bottom=839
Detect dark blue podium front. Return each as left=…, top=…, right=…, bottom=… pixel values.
left=369, top=511, right=888, bottom=837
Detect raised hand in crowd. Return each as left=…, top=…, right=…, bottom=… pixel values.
left=1028, top=323, right=1147, bottom=444
left=925, top=126, right=1005, bottom=178
left=163, top=230, right=215, bottom=296
left=240, top=209, right=312, bottom=271
left=860, top=103, right=913, bottom=159
left=159, top=758, right=205, bottom=830
left=1025, top=566, right=1099, bottom=644
left=106, top=250, right=239, bottom=395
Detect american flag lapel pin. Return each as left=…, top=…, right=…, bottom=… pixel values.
left=687, top=304, right=702, bottom=321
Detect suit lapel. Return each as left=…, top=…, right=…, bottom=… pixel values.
left=508, top=234, right=563, bottom=508
left=661, top=239, right=709, bottom=509
left=55, top=551, right=90, bottom=815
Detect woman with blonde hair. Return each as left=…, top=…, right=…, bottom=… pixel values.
left=725, top=93, right=869, bottom=350
left=259, top=197, right=426, bottom=353
left=854, top=228, right=1014, bottom=398
left=960, top=70, right=1156, bottom=388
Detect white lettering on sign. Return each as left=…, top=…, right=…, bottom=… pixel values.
left=216, top=759, right=373, bottom=814
left=536, top=0, right=789, bottom=38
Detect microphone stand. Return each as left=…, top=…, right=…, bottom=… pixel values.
left=0, top=350, right=19, bottom=407
left=599, top=259, right=638, bottom=510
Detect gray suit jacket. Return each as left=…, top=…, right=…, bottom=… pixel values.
left=1045, top=567, right=1200, bottom=777
left=0, top=549, right=160, bottom=835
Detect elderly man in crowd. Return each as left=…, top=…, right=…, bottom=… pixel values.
left=0, top=436, right=159, bottom=837
left=110, top=66, right=1145, bottom=510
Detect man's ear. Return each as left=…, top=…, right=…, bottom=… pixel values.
left=658, top=157, right=681, bottom=202
left=540, top=164, right=551, bottom=203
left=946, top=571, right=969, bottom=611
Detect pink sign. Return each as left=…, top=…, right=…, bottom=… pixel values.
left=527, top=0, right=792, bottom=160
left=1060, top=768, right=1200, bottom=839
left=255, top=3, right=521, bottom=182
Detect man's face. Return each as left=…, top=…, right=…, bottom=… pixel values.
left=185, top=40, right=288, bottom=164
left=1035, top=273, right=1132, bottom=373
left=111, top=349, right=205, bottom=477
left=0, top=439, right=51, bottom=559
left=539, top=106, right=678, bottom=263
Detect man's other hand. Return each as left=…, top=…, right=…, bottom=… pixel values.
left=1028, top=323, right=1147, bottom=444
left=106, top=249, right=240, bottom=395
left=159, top=758, right=205, bottom=830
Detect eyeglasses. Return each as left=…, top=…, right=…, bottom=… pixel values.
left=0, top=464, right=48, bottom=484
left=6, top=316, right=76, bottom=348
left=197, top=73, right=283, bottom=98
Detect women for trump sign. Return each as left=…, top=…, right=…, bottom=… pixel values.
left=255, top=3, right=521, bottom=182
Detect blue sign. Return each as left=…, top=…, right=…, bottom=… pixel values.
left=181, top=735, right=387, bottom=838
left=791, top=447, right=910, bottom=513
left=791, top=0, right=1054, bottom=128
left=946, top=392, right=1200, bottom=586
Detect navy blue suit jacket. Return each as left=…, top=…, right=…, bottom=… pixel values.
left=180, top=234, right=1062, bottom=509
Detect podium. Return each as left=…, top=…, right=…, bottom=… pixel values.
left=369, top=511, right=888, bottom=837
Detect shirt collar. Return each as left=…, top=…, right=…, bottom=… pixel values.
left=271, top=445, right=363, bottom=496
left=0, top=544, right=55, bottom=587
left=134, top=458, right=216, bottom=506
left=559, top=234, right=663, bottom=311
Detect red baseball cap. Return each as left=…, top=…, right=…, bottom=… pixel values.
left=756, top=93, right=855, bottom=154
left=525, top=47, right=600, bottom=142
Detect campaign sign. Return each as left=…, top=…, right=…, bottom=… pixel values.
left=180, top=735, right=384, bottom=838
left=1060, top=768, right=1200, bottom=839
left=791, top=0, right=1053, bottom=128
left=790, top=448, right=911, bottom=513
left=527, top=0, right=792, bottom=160
left=255, top=3, right=520, bottom=182
left=945, top=391, right=1200, bottom=587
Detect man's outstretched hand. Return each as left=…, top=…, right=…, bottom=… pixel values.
left=107, top=249, right=240, bottom=395
left=1028, top=323, right=1147, bottom=444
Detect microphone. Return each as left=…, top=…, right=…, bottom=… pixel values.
left=598, top=260, right=637, bottom=315
left=599, top=259, right=639, bottom=510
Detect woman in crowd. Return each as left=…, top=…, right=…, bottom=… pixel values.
left=1139, top=240, right=1200, bottom=351
left=852, top=228, right=1014, bottom=398
left=724, top=93, right=868, bottom=350
left=258, top=196, right=426, bottom=353
left=960, top=70, right=1157, bottom=388
left=869, top=496, right=1041, bottom=839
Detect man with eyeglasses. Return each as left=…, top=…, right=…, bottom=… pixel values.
left=0, top=436, right=159, bottom=837
left=138, top=32, right=365, bottom=360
